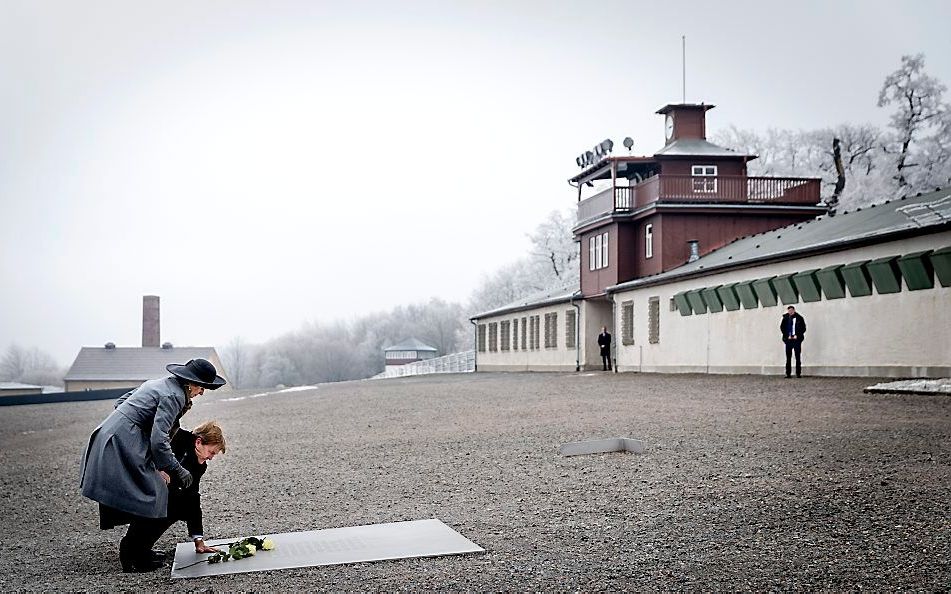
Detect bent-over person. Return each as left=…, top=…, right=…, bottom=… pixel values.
left=79, top=358, right=226, bottom=572
left=123, top=421, right=227, bottom=561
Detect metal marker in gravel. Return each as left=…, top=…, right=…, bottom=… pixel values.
left=560, top=437, right=646, bottom=456
left=170, top=519, right=483, bottom=578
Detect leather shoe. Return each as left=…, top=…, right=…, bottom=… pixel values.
left=120, top=550, right=165, bottom=573
left=150, top=550, right=167, bottom=561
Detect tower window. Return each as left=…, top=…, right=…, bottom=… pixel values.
left=691, top=165, right=717, bottom=193
left=590, top=232, right=610, bottom=270
left=645, top=224, right=653, bottom=259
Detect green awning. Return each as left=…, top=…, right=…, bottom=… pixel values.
left=716, top=283, right=741, bottom=311
left=792, top=269, right=822, bottom=302
left=841, top=260, right=873, bottom=297
left=686, top=289, right=707, bottom=314
left=734, top=280, right=759, bottom=309
left=774, top=272, right=800, bottom=305
left=816, top=264, right=846, bottom=299
left=700, top=286, right=724, bottom=313
left=751, top=277, right=778, bottom=307
left=930, top=245, right=951, bottom=287
left=867, top=255, right=902, bottom=294
left=897, top=250, right=934, bottom=290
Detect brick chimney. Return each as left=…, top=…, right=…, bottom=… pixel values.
left=142, top=295, right=160, bottom=347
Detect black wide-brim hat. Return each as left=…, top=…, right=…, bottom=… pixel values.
left=166, top=358, right=226, bottom=390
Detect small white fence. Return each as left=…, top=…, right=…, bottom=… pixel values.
left=371, top=350, right=476, bottom=379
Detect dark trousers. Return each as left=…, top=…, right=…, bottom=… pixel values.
left=784, top=340, right=802, bottom=377
left=120, top=516, right=177, bottom=560
left=601, top=353, right=611, bottom=370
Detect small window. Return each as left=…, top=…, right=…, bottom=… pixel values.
left=565, top=309, right=577, bottom=349
left=500, top=321, right=510, bottom=351
left=645, top=224, right=653, bottom=259
left=589, top=232, right=610, bottom=270
left=648, top=297, right=660, bottom=344
left=512, top=318, right=519, bottom=350
left=521, top=317, right=528, bottom=351
left=477, top=324, right=486, bottom=352
left=536, top=315, right=541, bottom=350
left=489, top=322, right=498, bottom=352
left=594, top=234, right=602, bottom=269
left=543, top=312, right=558, bottom=349
left=621, top=301, right=634, bottom=345
left=691, top=165, right=717, bottom=193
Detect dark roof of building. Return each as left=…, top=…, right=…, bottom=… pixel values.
left=470, top=284, right=581, bottom=320
left=653, top=137, right=755, bottom=159
left=64, top=346, right=222, bottom=381
left=384, top=338, right=438, bottom=353
left=609, top=188, right=951, bottom=292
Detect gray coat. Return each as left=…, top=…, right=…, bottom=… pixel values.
left=80, top=377, right=189, bottom=519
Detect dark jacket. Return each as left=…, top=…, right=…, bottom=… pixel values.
left=597, top=331, right=612, bottom=356
left=780, top=313, right=807, bottom=342
left=167, top=429, right=208, bottom=537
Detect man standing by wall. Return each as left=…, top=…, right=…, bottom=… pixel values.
left=598, top=326, right=612, bottom=371
left=780, top=306, right=806, bottom=378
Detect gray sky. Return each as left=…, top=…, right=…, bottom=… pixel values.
left=2, top=0, right=950, bottom=365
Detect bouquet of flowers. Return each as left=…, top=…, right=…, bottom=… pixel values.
left=177, top=536, right=275, bottom=570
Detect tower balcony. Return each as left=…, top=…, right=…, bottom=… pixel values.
left=576, top=174, right=822, bottom=224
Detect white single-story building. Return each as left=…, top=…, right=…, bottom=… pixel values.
left=472, top=189, right=951, bottom=377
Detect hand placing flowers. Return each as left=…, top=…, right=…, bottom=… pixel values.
left=207, top=536, right=274, bottom=563
left=176, top=536, right=276, bottom=570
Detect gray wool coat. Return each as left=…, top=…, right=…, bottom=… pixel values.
left=80, top=377, right=190, bottom=519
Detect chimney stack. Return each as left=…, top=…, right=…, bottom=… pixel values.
left=142, top=295, right=160, bottom=347
left=687, top=240, right=701, bottom=263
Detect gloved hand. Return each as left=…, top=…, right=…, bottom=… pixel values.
left=174, top=466, right=193, bottom=489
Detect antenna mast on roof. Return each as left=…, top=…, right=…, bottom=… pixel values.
left=682, top=35, right=686, bottom=103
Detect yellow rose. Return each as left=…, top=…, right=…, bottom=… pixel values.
left=246, top=544, right=256, bottom=555
left=261, top=538, right=275, bottom=551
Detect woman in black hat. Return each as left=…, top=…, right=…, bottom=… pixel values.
left=80, top=358, right=226, bottom=572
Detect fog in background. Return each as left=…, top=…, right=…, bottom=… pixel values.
left=2, top=0, right=950, bottom=369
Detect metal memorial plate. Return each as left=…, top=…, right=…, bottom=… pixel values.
left=170, top=518, right=483, bottom=579
left=560, top=437, right=645, bottom=456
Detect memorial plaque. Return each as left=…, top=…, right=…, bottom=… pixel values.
left=560, top=437, right=645, bottom=456
left=170, top=518, right=483, bottom=578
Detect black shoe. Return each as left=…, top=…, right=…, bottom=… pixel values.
left=150, top=550, right=167, bottom=562
left=785, top=375, right=792, bottom=378
left=120, top=550, right=165, bottom=573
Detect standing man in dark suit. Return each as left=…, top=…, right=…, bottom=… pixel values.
left=598, top=326, right=612, bottom=371
left=780, top=306, right=806, bottom=378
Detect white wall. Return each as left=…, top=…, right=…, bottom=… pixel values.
left=611, top=231, right=951, bottom=377
left=475, top=303, right=581, bottom=371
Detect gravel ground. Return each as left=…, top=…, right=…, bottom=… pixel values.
left=1, top=372, right=949, bottom=591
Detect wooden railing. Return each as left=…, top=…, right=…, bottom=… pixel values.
left=577, top=175, right=821, bottom=223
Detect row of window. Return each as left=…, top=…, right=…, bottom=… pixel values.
left=672, top=246, right=951, bottom=316
left=589, top=232, right=609, bottom=270
left=588, top=226, right=656, bottom=272
left=477, top=310, right=578, bottom=353
left=618, top=297, right=661, bottom=346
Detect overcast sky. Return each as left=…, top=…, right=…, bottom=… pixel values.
left=2, top=0, right=949, bottom=366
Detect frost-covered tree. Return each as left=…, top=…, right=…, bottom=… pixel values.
left=713, top=53, right=950, bottom=210
left=0, top=344, right=64, bottom=386
left=469, top=208, right=579, bottom=313
left=878, top=53, right=950, bottom=192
